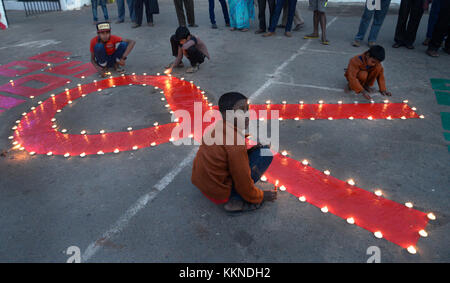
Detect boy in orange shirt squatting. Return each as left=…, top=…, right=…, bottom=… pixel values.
left=191, top=92, right=278, bottom=214
left=90, top=22, right=136, bottom=78
left=345, top=45, right=392, bottom=100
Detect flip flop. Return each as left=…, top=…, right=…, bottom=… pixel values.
left=321, top=40, right=330, bottom=45
left=304, top=34, right=319, bottom=39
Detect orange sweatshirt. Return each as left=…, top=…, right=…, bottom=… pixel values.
left=191, top=120, right=264, bottom=205
left=345, top=53, right=387, bottom=93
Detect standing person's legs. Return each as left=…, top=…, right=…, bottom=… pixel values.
left=281, top=0, right=289, bottom=26
left=267, top=0, right=287, bottom=33
left=219, top=0, right=230, bottom=25
left=268, top=0, right=276, bottom=27
left=128, top=0, right=136, bottom=23
left=143, top=0, right=153, bottom=24
left=445, top=25, right=450, bottom=52
left=91, top=0, right=99, bottom=22
left=173, top=0, right=187, bottom=26
left=427, top=0, right=450, bottom=55
left=116, top=0, right=125, bottom=22
left=209, top=0, right=216, bottom=25
left=293, top=4, right=304, bottom=25
left=285, top=0, right=297, bottom=33
left=257, top=0, right=268, bottom=31
left=184, top=0, right=196, bottom=26
left=305, top=0, right=320, bottom=38
left=425, top=0, right=441, bottom=41
left=135, top=0, right=144, bottom=26
left=99, top=0, right=109, bottom=21
left=354, top=6, right=375, bottom=43
left=367, top=0, right=391, bottom=44
left=318, top=0, right=327, bottom=43
left=394, top=0, right=412, bottom=46
left=404, top=0, right=424, bottom=47
left=282, top=0, right=303, bottom=27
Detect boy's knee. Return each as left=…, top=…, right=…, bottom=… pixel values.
left=118, top=41, right=128, bottom=50
left=357, top=71, right=368, bottom=82
left=94, top=43, right=105, bottom=53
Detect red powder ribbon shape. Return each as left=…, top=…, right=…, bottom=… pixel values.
left=12, top=75, right=429, bottom=251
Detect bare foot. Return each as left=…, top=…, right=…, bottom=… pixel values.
left=224, top=199, right=244, bottom=212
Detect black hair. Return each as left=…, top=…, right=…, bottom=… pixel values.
left=175, top=26, right=191, bottom=41
left=218, top=92, right=248, bottom=115
left=367, top=45, right=385, bottom=62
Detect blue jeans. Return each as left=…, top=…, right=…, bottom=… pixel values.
left=91, top=0, right=109, bottom=22
left=355, top=0, right=391, bottom=42
left=208, top=0, right=230, bottom=25
left=117, top=0, right=136, bottom=22
left=426, top=0, right=441, bottom=39
left=94, top=41, right=128, bottom=68
left=268, top=0, right=297, bottom=32
left=229, top=146, right=273, bottom=201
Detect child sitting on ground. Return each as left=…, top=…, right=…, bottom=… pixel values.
left=90, top=22, right=136, bottom=78
left=345, top=45, right=392, bottom=100
left=166, top=26, right=210, bottom=74
left=191, top=92, right=277, bottom=214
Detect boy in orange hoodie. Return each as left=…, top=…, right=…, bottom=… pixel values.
left=345, top=45, right=392, bottom=100
left=191, top=92, right=277, bottom=214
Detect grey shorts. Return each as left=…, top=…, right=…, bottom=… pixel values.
left=309, top=0, right=327, bottom=12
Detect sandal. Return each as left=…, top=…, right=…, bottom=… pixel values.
left=304, top=33, right=319, bottom=39
left=321, top=39, right=330, bottom=45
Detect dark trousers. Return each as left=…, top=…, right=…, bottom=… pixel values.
left=268, top=0, right=297, bottom=32
left=257, top=0, right=276, bottom=31
left=174, top=0, right=195, bottom=26
left=170, top=35, right=179, bottom=57
left=116, top=0, right=135, bottom=22
left=94, top=41, right=128, bottom=68
left=135, top=0, right=153, bottom=24
left=229, top=146, right=273, bottom=202
left=209, top=0, right=230, bottom=25
left=426, top=0, right=442, bottom=39
left=394, top=0, right=425, bottom=45
left=91, top=0, right=109, bottom=21
left=428, top=0, right=450, bottom=51
left=185, top=46, right=205, bottom=66
left=170, top=35, right=205, bottom=66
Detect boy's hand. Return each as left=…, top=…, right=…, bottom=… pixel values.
left=98, top=67, right=107, bottom=78
left=118, top=58, right=126, bottom=66
left=164, top=67, right=173, bottom=75
left=380, top=90, right=392, bottom=96
left=263, top=190, right=277, bottom=202
left=361, top=90, right=372, bottom=100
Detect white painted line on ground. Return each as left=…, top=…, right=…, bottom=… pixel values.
left=251, top=16, right=338, bottom=99
left=81, top=147, right=198, bottom=262
left=271, top=81, right=344, bottom=92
